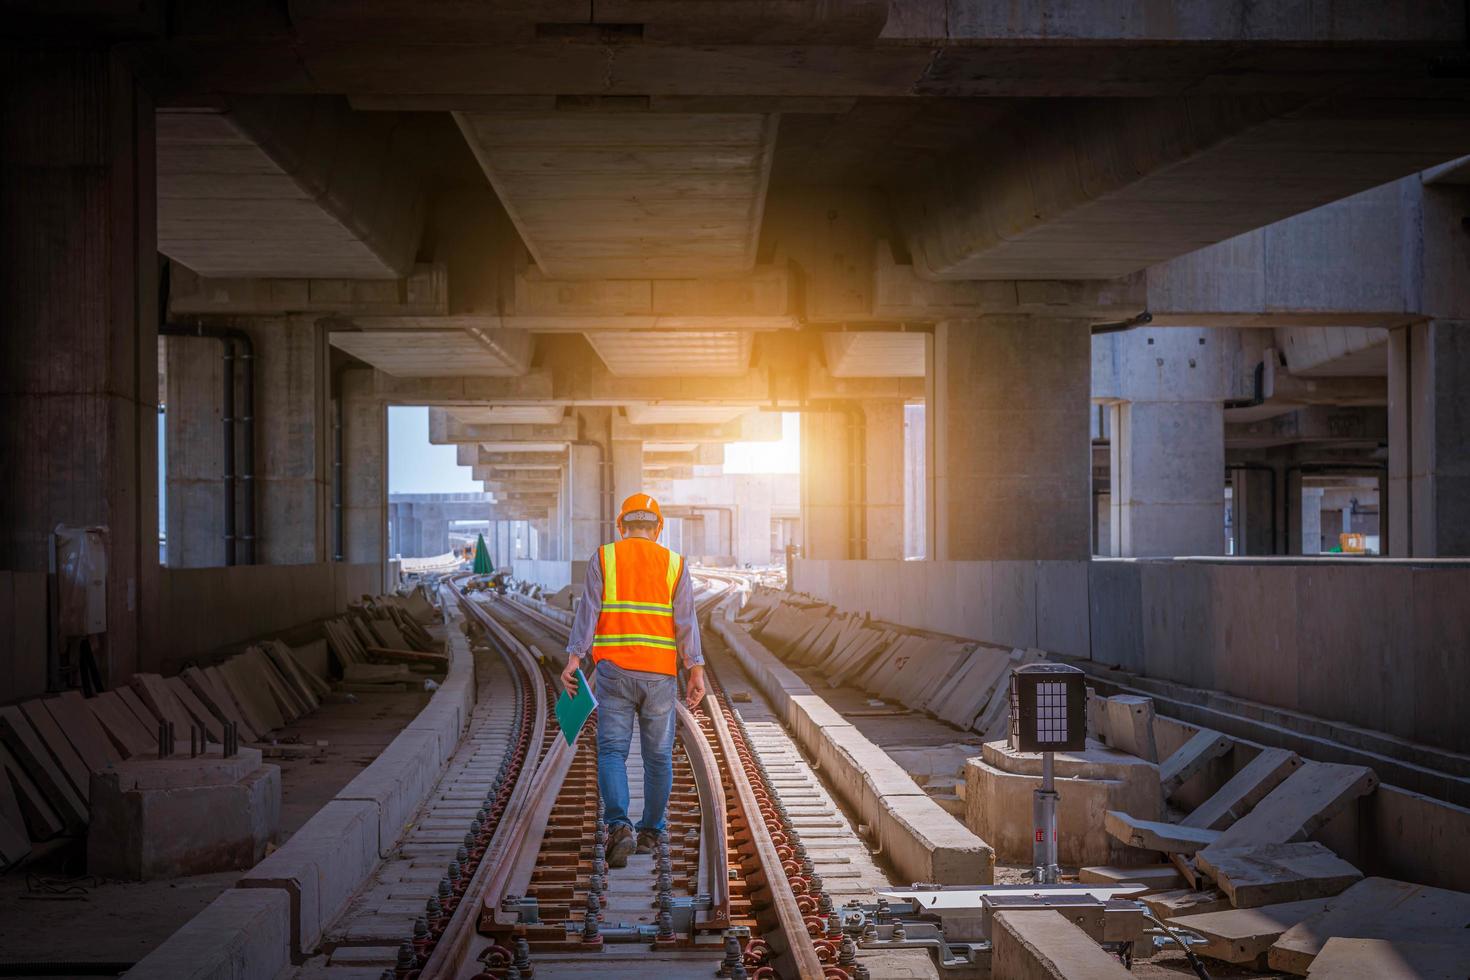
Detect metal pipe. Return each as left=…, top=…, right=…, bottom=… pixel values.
left=222, top=336, right=238, bottom=566
left=1089, top=309, right=1152, bottom=335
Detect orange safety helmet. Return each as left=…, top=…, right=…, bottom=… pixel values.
left=617, top=492, right=664, bottom=537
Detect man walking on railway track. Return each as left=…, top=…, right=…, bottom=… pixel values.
left=562, top=492, right=706, bottom=868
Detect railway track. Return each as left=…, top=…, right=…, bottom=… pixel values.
left=396, top=573, right=848, bottom=980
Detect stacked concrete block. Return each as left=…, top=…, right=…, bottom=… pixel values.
left=88, top=748, right=279, bottom=881
left=965, top=739, right=1163, bottom=868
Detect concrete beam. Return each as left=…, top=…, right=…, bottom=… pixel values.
left=900, top=97, right=1470, bottom=281
left=510, top=263, right=796, bottom=330
left=137, top=8, right=1465, bottom=100
left=371, top=339, right=921, bottom=406
left=429, top=410, right=578, bottom=446
left=873, top=241, right=1147, bottom=319
left=1147, top=176, right=1469, bottom=327
left=168, top=263, right=447, bottom=317
left=1227, top=407, right=1387, bottom=450
left=157, top=98, right=423, bottom=279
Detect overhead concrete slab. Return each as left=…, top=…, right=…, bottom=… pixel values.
left=623, top=404, right=751, bottom=426
left=823, top=331, right=927, bottom=378
left=330, top=329, right=531, bottom=377
left=901, top=97, right=1470, bottom=281
left=585, top=330, right=754, bottom=377
left=454, top=112, right=778, bottom=279
left=157, top=100, right=422, bottom=279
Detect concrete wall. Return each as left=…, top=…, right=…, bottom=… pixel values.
left=151, top=562, right=383, bottom=673
left=794, top=556, right=1470, bottom=754
left=792, top=558, right=1090, bottom=658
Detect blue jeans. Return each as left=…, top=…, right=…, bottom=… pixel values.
left=595, top=659, right=677, bottom=834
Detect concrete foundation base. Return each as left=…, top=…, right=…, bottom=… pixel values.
left=965, top=740, right=1162, bottom=868
left=88, top=747, right=279, bottom=881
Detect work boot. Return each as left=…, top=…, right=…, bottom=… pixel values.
left=606, top=824, right=636, bottom=869
left=636, top=829, right=658, bottom=854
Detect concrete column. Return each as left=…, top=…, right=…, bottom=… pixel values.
left=421, top=506, right=448, bottom=556
left=165, top=315, right=327, bottom=566
left=903, top=402, right=926, bottom=559
left=254, top=317, right=328, bottom=565
left=341, top=369, right=386, bottom=566
left=1104, top=329, right=1226, bottom=558
left=1298, top=486, right=1325, bottom=555
left=165, top=334, right=228, bottom=567
left=1389, top=320, right=1470, bottom=557
left=1094, top=492, right=1112, bottom=556
left=0, top=49, right=157, bottom=689
left=800, top=410, right=857, bottom=559
left=863, top=402, right=904, bottom=559
left=1230, top=467, right=1277, bottom=556
left=929, top=317, right=1092, bottom=560
left=612, top=439, right=644, bottom=510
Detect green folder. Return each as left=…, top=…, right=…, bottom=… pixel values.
left=555, top=668, right=597, bottom=746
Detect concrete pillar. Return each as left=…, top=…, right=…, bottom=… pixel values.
left=1388, top=320, right=1470, bottom=557
left=1104, top=329, right=1226, bottom=558
left=1230, top=466, right=1277, bottom=556
left=165, top=315, right=327, bottom=566
left=540, top=505, right=562, bottom=560
left=341, top=369, right=385, bottom=566
left=254, top=317, right=328, bottom=565
left=800, top=410, right=857, bottom=559
left=164, top=334, right=228, bottom=567
left=421, top=506, right=448, bottom=556
left=612, top=439, right=643, bottom=510
left=863, top=402, right=905, bottom=559
left=1094, top=492, right=1112, bottom=556
left=903, top=402, right=926, bottom=559
left=0, top=49, right=157, bottom=689
left=1298, top=486, right=1325, bottom=555
left=929, top=317, right=1092, bottom=560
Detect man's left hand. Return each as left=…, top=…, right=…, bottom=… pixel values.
left=684, top=665, right=707, bottom=709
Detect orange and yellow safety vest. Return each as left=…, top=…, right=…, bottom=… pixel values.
left=592, top=537, right=684, bottom=676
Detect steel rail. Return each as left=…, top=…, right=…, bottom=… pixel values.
left=703, top=685, right=827, bottom=979
left=676, top=699, right=731, bottom=927
left=478, top=593, right=733, bottom=931
left=417, top=582, right=551, bottom=980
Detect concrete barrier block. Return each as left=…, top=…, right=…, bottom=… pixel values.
left=784, top=693, right=850, bottom=754
left=878, top=792, right=994, bottom=886
left=238, top=799, right=379, bottom=955
left=992, top=909, right=1132, bottom=979
left=126, top=888, right=291, bottom=980
left=406, top=701, right=461, bottom=765
left=336, top=730, right=441, bottom=854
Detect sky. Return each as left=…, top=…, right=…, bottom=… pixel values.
left=389, top=406, right=480, bottom=494
left=388, top=406, right=801, bottom=494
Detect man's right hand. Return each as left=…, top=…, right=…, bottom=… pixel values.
left=561, top=655, right=583, bottom=697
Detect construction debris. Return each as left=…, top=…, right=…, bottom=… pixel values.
left=1169, top=896, right=1337, bottom=965
left=1195, top=841, right=1362, bottom=909
left=1269, top=877, right=1470, bottom=974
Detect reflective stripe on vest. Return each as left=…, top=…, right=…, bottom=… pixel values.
left=593, top=538, right=683, bottom=675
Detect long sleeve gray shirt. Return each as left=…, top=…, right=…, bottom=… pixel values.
left=566, top=547, right=704, bottom=669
